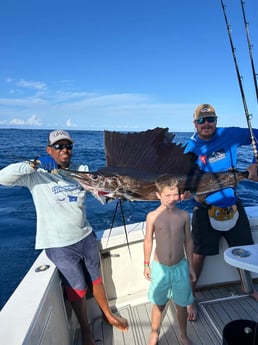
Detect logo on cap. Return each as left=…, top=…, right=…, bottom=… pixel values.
left=201, top=107, right=212, bottom=113
left=48, top=130, right=73, bottom=145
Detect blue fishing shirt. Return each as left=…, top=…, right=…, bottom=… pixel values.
left=184, top=127, right=258, bottom=207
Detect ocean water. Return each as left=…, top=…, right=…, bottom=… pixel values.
left=1, top=128, right=258, bottom=309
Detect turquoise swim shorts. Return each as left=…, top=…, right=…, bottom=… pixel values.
left=148, top=258, right=194, bottom=307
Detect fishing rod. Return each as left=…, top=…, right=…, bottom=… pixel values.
left=220, top=0, right=258, bottom=162
left=240, top=0, right=258, bottom=103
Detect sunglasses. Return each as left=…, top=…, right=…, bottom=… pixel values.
left=50, top=143, right=73, bottom=150
left=196, top=117, right=216, bottom=125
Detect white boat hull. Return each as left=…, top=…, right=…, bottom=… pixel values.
left=1, top=206, right=258, bottom=345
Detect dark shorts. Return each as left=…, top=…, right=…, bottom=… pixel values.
left=45, top=231, right=102, bottom=301
left=192, top=199, right=254, bottom=255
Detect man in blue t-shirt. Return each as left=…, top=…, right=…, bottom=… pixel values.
left=184, top=104, right=258, bottom=321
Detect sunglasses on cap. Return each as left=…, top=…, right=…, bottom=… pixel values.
left=196, top=117, right=217, bottom=125
left=49, top=143, right=73, bottom=150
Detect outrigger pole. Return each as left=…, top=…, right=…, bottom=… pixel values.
left=240, top=0, right=258, bottom=103
left=220, top=0, right=258, bottom=161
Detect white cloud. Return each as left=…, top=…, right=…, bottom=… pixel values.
left=66, top=118, right=77, bottom=127
left=0, top=77, right=207, bottom=131
left=5, top=77, right=13, bottom=83
left=54, top=90, right=96, bottom=101
left=1, top=115, right=42, bottom=127
left=0, top=87, right=197, bottom=130
left=16, top=79, right=47, bottom=90
left=26, top=114, right=42, bottom=125
left=8, top=118, right=25, bottom=125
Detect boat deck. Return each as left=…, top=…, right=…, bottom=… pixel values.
left=74, top=282, right=258, bottom=345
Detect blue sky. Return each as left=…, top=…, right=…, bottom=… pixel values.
left=0, top=0, right=258, bottom=132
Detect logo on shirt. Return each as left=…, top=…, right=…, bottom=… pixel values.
left=200, top=155, right=207, bottom=164
left=68, top=195, right=78, bottom=202
left=208, top=149, right=226, bottom=163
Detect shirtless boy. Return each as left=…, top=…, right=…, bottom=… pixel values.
left=143, top=175, right=196, bottom=345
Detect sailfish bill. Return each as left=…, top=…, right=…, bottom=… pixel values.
left=61, top=127, right=249, bottom=203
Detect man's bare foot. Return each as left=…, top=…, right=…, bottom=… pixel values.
left=250, top=289, right=258, bottom=301
left=106, top=314, right=128, bottom=331
left=180, top=334, right=193, bottom=345
left=187, top=301, right=197, bottom=321
left=148, top=330, right=159, bottom=345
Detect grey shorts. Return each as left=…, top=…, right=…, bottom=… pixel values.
left=45, top=231, right=102, bottom=301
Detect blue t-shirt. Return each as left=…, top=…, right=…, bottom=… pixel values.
left=184, top=127, right=258, bottom=207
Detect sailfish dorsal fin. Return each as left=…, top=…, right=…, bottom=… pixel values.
left=104, top=127, right=199, bottom=175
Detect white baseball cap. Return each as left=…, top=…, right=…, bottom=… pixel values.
left=48, top=130, right=73, bottom=145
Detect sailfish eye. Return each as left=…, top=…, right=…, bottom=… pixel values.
left=92, top=173, right=100, bottom=180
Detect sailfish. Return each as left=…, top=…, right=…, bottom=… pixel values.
left=61, top=127, right=249, bottom=204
